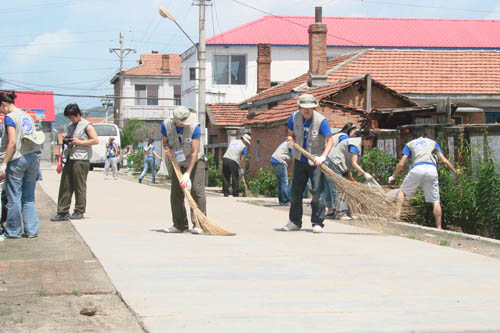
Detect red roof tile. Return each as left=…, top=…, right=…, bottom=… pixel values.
left=85, top=117, right=105, bottom=124
left=207, top=16, right=500, bottom=49
left=246, top=80, right=361, bottom=125
left=124, top=53, right=181, bottom=77
left=328, top=50, right=500, bottom=95
left=207, top=103, right=248, bottom=126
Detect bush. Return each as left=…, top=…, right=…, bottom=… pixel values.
left=358, top=148, right=404, bottom=185
left=207, top=153, right=222, bottom=187
left=248, top=167, right=277, bottom=197
left=130, top=150, right=145, bottom=172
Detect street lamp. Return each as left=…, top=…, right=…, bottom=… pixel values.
left=159, top=5, right=207, bottom=148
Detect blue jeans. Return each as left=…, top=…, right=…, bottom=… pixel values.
left=272, top=162, right=290, bottom=205
left=139, top=156, right=156, bottom=183
left=323, top=160, right=348, bottom=215
left=5, top=153, right=40, bottom=238
left=289, top=160, right=325, bottom=228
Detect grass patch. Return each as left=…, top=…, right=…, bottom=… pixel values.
left=38, top=288, right=47, bottom=297
left=0, top=307, right=13, bottom=316
left=439, top=238, right=450, bottom=246
left=72, top=290, right=82, bottom=296
left=408, top=233, right=423, bottom=241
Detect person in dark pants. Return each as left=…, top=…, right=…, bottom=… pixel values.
left=221, top=134, right=251, bottom=197
left=271, top=141, right=293, bottom=206
left=280, top=94, right=333, bottom=234
left=51, top=104, right=98, bottom=222
left=162, top=106, right=206, bottom=234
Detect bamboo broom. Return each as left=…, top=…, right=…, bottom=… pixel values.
left=169, top=158, right=235, bottom=236
left=241, top=175, right=254, bottom=197
left=293, top=143, right=396, bottom=222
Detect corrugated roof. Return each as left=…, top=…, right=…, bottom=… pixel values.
left=207, top=103, right=248, bottom=126
left=124, top=53, right=181, bottom=77
left=207, top=16, right=500, bottom=48
left=328, top=49, right=500, bottom=95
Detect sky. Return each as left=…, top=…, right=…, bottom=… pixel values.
left=1, top=0, right=500, bottom=113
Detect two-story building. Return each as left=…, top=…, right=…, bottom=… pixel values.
left=111, top=52, right=181, bottom=127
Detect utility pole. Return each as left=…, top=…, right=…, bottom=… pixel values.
left=194, top=0, right=209, bottom=146
left=101, top=97, right=113, bottom=124
left=109, top=33, right=136, bottom=126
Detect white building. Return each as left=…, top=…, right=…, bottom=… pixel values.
left=181, top=14, right=500, bottom=114
left=111, top=52, right=181, bottom=126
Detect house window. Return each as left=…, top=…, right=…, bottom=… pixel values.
left=189, top=67, right=196, bottom=81
left=135, top=85, right=158, bottom=106
left=485, top=112, right=500, bottom=124
left=174, top=85, right=181, bottom=106
left=213, top=54, right=246, bottom=85
left=452, top=116, right=463, bottom=125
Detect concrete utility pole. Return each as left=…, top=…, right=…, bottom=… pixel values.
left=109, top=33, right=136, bottom=126
left=101, top=97, right=113, bottom=124
left=194, top=0, right=208, bottom=145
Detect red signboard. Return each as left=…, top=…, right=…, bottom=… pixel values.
left=0, top=91, right=55, bottom=124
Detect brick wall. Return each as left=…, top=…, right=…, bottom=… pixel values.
left=308, top=23, right=327, bottom=78
left=465, top=111, right=485, bottom=124
left=248, top=124, right=289, bottom=177
left=257, top=44, right=271, bottom=93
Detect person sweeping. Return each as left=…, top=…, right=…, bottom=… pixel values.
left=389, top=127, right=458, bottom=229
left=162, top=106, right=206, bottom=234
left=222, top=133, right=251, bottom=197
left=281, top=94, right=333, bottom=233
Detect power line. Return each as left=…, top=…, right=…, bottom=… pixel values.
left=0, top=40, right=113, bottom=48
left=2, top=79, right=113, bottom=91
left=230, top=0, right=364, bottom=46
left=15, top=90, right=177, bottom=101
left=0, top=0, right=102, bottom=14
left=1, top=52, right=121, bottom=62
left=356, top=0, right=500, bottom=15
left=0, top=68, right=117, bottom=75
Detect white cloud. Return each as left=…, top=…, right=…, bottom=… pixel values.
left=485, top=3, right=500, bottom=19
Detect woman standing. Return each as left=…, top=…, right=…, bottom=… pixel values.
left=0, top=91, right=45, bottom=239
left=138, top=139, right=162, bottom=184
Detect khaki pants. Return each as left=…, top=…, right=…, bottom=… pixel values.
left=57, top=160, right=90, bottom=214
left=169, top=160, right=206, bottom=231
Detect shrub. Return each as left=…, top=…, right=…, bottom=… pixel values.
left=358, top=148, right=404, bottom=185
left=207, top=153, right=222, bottom=187
left=130, top=150, right=145, bottom=172
left=248, top=167, right=277, bottom=197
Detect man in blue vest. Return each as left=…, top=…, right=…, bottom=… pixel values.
left=281, top=94, right=333, bottom=233
left=389, top=127, right=458, bottom=229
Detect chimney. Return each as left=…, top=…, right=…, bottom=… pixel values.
left=257, top=43, right=272, bottom=93
left=161, top=54, right=170, bottom=72
left=308, top=7, right=328, bottom=87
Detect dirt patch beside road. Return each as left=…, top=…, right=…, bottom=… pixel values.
left=0, top=184, right=144, bottom=333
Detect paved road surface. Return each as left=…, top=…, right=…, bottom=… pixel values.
left=40, top=169, right=500, bottom=332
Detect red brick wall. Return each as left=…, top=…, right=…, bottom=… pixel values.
left=465, top=112, right=485, bottom=124
left=248, top=125, right=289, bottom=178
left=332, top=83, right=414, bottom=111
left=257, top=44, right=271, bottom=93
left=308, top=23, right=327, bottom=77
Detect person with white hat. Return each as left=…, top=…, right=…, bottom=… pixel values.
left=0, top=91, right=46, bottom=240
left=161, top=106, right=206, bottom=234
left=222, top=133, right=251, bottom=197
left=281, top=93, right=334, bottom=233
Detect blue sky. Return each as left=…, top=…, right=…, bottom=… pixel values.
left=1, top=0, right=500, bottom=112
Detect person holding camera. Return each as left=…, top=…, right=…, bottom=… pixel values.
left=51, top=104, right=98, bottom=222
left=0, top=91, right=45, bottom=240
left=104, top=137, right=118, bottom=180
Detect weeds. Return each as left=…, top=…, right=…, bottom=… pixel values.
left=0, top=307, right=13, bottom=316
left=439, top=239, right=450, bottom=246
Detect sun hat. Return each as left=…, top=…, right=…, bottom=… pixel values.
left=297, top=94, right=318, bottom=108
left=172, top=106, right=197, bottom=126
left=241, top=134, right=251, bottom=145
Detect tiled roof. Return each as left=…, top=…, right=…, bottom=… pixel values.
left=124, top=53, right=181, bottom=77
left=245, top=80, right=361, bottom=125
left=207, top=16, right=500, bottom=49
left=85, top=117, right=105, bottom=124
left=207, top=103, right=248, bottom=127
left=242, top=53, right=356, bottom=105
left=328, top=50, right=500, bottom=95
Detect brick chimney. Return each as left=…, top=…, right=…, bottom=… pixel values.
left=257, top=43, right=272, bottom=93
left=161, top=54, right=170, bottom=73
left=308, top=7, right=328, bottom=87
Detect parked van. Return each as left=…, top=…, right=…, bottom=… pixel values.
left=90, top=123, right=122, bottom=171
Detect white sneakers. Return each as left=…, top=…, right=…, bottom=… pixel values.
left=190, top=227, right=203, bottom=235
left=340, top=215, right=353, bottom=221
left=280, top=221, right=300, bottom=231
left=312, top=225, right=323, bottom=233
left=164, top=226, right=183, bottom=233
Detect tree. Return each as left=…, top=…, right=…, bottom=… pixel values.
left=122, top=120, right=145, bottom=147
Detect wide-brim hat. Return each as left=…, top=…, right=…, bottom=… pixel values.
left=297, top=93, right=318, bottom=108
left=23, top=130, right=45, bottom=145
left=172, top=106, right=197, bottom=126
left=242, top=134, right=251, bottom=145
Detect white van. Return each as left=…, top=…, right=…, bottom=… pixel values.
left=90, top=123, right=122, bottom=171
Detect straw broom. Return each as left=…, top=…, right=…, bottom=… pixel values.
left=293, top=143, right=396, bottom=222
left=169, top=158, right=235, bottom=236
left=241, top=175, right=254, bottom=197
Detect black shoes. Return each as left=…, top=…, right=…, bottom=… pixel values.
left=50, top=213, right=69, bottom=222
left=138, top=178, right=142, bottom=184
left=69, top=212, right=84, bottom=220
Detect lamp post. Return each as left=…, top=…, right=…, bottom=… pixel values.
left=159, top=6, right=206, bottom=146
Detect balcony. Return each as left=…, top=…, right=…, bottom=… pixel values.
left=121, top=106, right=176, bottom=120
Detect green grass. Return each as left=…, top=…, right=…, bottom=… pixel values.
left=408, top=234, right=423, bottom=241
left=0, top=307, right=13, bottom=316
left=439, top=238, right=450, bottom=246
left=72, top=290, right=82, bottom=296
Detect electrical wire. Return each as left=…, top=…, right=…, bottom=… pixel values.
left=0, top=40, right=113, bottom=48
left=0, top=0, right=103, bottom=14
left=0, top=68, right=117, bottom=75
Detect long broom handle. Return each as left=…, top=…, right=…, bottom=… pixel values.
left=168, top=157, right=200, bottom=214
left=292, top=143, right=332, bottom=175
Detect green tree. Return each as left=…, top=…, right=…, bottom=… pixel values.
left=122, top=120, right=145, bottom=147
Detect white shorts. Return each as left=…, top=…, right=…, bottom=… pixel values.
left=400, top=164, right=440, bottom=203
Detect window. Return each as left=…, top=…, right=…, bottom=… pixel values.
left=485, top=112, right=500, bottom=124
left=256, top=139, right=260, bottom=161
left=174, top=85, right=181, bottom=106
left=94, top=125, right=117, bottom=136
left=213, top=55, right=246, bottom=85
left=189, top=67, right=196, bottom=81
left=135, top=85, right=158, bottom=106
left=452, top=116, right=463, bottom=125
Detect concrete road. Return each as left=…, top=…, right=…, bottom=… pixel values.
left=40, top=169, right=500, bottom=332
